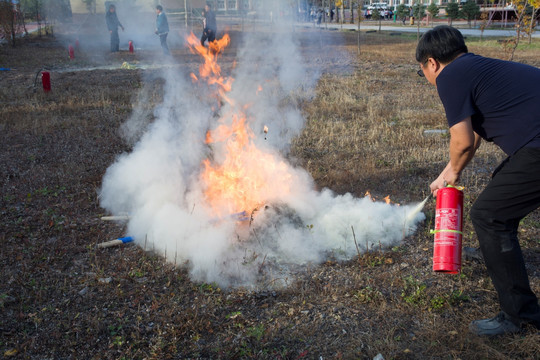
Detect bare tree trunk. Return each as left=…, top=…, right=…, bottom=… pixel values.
left=10, top=11, right=16, bottom=47
left=358, top=0, right=363, bottom=54
left=529, top=8, right=537, bottom=44
left=340, top=3, right=344, bottom=28
left=509, top=5, right=528, bottom=61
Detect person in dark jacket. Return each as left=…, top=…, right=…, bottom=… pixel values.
left=417, top=25, right=540, bottom=337
left=155, top=5, right=170, bottom=55
left=106, top=4, right=124, bottom=52
left=200, top=3, right=217, bottom=46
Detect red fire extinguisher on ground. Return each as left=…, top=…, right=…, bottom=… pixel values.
left=69, top=45, right=75, bottom=59
left=432, top=185, right=464, bottom=274
left=129, top=40, right=134, bottom=53
left=42, top=71, right=51, bottom=92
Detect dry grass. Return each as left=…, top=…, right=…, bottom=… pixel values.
left=1, top=24, right=539, bottom=359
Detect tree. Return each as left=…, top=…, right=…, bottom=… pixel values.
left=527, top=0, right=540, bottom=43
left=357, top=0, right=363, bottom=54
left=461, top=0, right=480, bottom=28
left=371, top=7, right=382, bottom=31
left=412, top=2, right=425, bottom=40
left=479, top=12, right=489, bottom=39
left=396, top=3, right=408, bottom=24
left=446, top=1, right=460, bottom=26
left=20, top=0, right=59, bottom=36
left=427, top=1, right=439, bottom=26
left=0, top=0, right=16, bottom=46
left=503, top=0, right=528, bottom=60
left=339, top=1, right=344, bottom=26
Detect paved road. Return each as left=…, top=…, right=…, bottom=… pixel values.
left=296, top=20, right=540, bottom=38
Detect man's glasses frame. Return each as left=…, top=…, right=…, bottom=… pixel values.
left=417, top=59, right=429, bottom=77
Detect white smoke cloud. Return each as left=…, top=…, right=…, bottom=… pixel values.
left=99, top=3, right=425, bottom=289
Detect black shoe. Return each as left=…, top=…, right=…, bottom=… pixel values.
left=469, top=312, right=523, bottom=336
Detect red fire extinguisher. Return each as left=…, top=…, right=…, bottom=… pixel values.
left=42, top=71, right=51, bottom=92
left=432, top=185, right=464, bottom=274
left=69, top=45, right=75, bottom=59
left=129, top=40, right=134, bottom=53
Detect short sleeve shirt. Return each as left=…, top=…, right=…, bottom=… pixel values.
left=436, top=53, right=540, bottom=155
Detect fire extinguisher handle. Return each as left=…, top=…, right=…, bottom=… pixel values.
left=445, top=184, right=465, bottom=191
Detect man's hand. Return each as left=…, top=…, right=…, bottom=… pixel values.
left=429, top=165, right=460, bottom=196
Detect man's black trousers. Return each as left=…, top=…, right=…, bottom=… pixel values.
left=470, top=146, right=540, bottom=328
left=159, top=34, right=169, bottom=55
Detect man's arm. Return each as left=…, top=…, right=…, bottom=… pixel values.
left=430, top=117, right=481, bottom=195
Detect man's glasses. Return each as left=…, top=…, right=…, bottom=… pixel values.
left=417, top=59, right=429, bottom=77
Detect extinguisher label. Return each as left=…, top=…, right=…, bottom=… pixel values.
left=435, top=208, right=461, bottom=231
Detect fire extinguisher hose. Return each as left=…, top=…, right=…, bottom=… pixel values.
left=33, top=67, right=52, bottom=92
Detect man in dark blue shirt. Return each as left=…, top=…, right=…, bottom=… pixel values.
left=201, top=3, right=217, bottom=46
left=416, top=25, right=540, bottom=336
left=155, top=5, right=170, bottom=55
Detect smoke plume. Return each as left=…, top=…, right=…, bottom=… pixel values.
left=100, top=5, right=425, bottom=289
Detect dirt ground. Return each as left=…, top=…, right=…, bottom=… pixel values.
left=1, top=16, right=539, bottom=360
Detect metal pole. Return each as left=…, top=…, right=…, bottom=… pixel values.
left=185, top=0, right=188, bottom=29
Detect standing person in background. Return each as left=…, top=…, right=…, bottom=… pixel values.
left=155, top=5, right=170, bottom=56
left=200, top=3, right=217, bottom=46
left=417, top=25, right=540, bottom=337
left=106, top=4, right=124, bottom=52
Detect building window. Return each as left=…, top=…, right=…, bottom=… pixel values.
left=228, top=0, right=237, bottom=10
left=217, top=0, right=225, bottom=10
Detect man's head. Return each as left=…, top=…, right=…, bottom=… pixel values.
left=416, top=25, right=468, bottom=85
left=156, top=5, right=163, bottom=13
left=109, top=4, right=115, bottom=12
left=416, top=25, right=468, bottom=65
left=205, top=3, right=211, bottom=11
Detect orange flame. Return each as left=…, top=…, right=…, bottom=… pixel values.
left=186, top=32, right=292, bottom=218
left=364, top=191, right=373, bottom=201
left=186, top=33, right=233, bottom=103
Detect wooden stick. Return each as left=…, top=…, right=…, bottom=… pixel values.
left=100, top=215, right=131, bottom=221
left=351, top=225, right=361, bottom=259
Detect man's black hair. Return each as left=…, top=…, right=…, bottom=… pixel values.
left=416, top=25, right=468, bottom=64
left=206, top=2, right=212, bottom=8
left=156, top=4, right=163, bottom=11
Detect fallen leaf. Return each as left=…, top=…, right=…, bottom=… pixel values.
left=4, top=349, right=18, bottom=357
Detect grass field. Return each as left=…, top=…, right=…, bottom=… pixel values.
left=1, top=18, right=539, bottom=359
